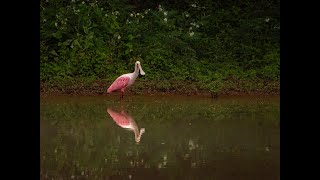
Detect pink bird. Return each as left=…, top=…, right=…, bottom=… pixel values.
left=107, top=108, right=145, bottom=143
left=107, top=61, right=145, bottom=99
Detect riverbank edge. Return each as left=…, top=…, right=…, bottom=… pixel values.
left=40, top=79, right=279, bottom=97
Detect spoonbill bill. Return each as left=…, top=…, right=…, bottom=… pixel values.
left=107, top=61, right=145, bottom=99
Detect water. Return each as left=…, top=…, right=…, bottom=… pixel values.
left=40, top=95, right=280, bottom=180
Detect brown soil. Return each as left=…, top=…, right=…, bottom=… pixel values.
left=40, top=81, right=279, bottom=97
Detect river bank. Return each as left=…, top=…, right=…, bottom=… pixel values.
left=40, top=79, right=279, bottom=97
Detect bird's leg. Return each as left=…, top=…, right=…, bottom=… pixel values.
left=120, top=89, right=125, bottom=100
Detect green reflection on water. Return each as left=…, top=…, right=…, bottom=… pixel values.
left=40, top=95, right=280, bottom=180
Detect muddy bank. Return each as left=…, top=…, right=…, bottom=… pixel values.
left=40, top=80, right=279, bottom=97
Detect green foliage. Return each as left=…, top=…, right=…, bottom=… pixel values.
left=207, top=79, right=224, bottom=95
left=40, top=0, right=280, bottom=93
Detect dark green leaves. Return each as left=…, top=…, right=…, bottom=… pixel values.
left=40, top=1, right=280, bottom=93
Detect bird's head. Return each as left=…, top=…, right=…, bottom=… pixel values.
left=135, top=61, right=145, bottom=75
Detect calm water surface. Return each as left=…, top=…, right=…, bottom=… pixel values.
left=40, top=95, right=280, bottom=180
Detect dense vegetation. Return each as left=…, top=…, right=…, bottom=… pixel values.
left=40, top=0, right=280, bottom=95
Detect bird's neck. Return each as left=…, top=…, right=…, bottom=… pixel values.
left=133, top=65, right=139, bottom=77
left=134, top=128, right=144, bottom=142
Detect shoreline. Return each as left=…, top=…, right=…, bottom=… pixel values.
left=40, top=80, right=279, bottom=97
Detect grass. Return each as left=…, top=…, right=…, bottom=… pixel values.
left=40, top=78, right=279, bottom=96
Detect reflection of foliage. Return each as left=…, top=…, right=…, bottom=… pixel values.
left=40, top=96, right=280, bottom=179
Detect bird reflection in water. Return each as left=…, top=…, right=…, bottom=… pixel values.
left=107, top=108, right=145, bottom=143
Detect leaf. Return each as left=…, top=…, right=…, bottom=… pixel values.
left=72, top=40, right=82, bottom=48
left=50, top=50, right=59, bottom=56
left=52, top=32, right=62, bottom=39
left=128, top=34, right=134, bottom=40
left=84, top=27, right=89, bottom=34
left=125, top=43, right=133, bottom=49
left=125, top=49, right=131, bottom=55
left=63, top=39, right=73, bottom=46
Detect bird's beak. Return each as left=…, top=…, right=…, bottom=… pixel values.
left=138, top=64, right=145, bottom=75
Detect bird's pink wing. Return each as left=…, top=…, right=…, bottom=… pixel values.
left=107, top=77, right=130, bottom=93
left=107, top=109, right=130, bottom=126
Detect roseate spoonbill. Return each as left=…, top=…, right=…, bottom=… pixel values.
left=107, top=61, right=145, bottom=99
left=107, top=108, right=145, bottom=143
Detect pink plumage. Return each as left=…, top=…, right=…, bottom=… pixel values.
left=107, top=77, right=130, bottom=93
left=106, top=108, right=146, bottom=143
left=106, top=61, right=145, bottom=99
left=107, top=108, right=130, bottom=127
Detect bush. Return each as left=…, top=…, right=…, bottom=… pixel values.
left=40, top=0, right=280, bottom=93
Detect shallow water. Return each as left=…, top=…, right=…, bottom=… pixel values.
left=40, top=95, right=280, bottom=180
